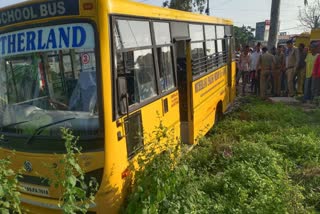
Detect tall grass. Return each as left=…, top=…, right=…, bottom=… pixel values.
left=123, top=97, right=320, bottom=213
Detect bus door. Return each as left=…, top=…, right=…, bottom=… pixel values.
left=174, top=38, right=194, bottom=144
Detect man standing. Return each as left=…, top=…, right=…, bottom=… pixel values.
left=256, top=47, right=275, bottom=98
left=239, top=45, right=251, bottom=95
left=273, top=45, right=285, bottom=96
left=304, top=41, right=319, bottom=102
left=312, top=42, right=320, bottom=100
left=285, top=40, right=299, bottom=97
left=296, top=43, right=307, bottom=95
left=250, top=43, right=262, bottom=94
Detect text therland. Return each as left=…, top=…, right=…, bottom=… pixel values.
left=0, top=23, right=95, bottom=57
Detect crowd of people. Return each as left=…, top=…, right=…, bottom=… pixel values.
left=236, top=40, right=320, bottom=103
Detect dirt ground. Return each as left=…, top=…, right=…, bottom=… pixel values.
left=236, top=80, right=319, bottom=112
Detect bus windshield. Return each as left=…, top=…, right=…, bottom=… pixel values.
left=0, top=23, right=101, bottom=141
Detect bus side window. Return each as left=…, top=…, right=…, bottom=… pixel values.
left=125, top=112, right=144, bottom=158
left=189, top=24, right=206, bottom=76
left=115, top=19, right=158, bottom=109
left=205, top=25, right=217, bottom=72
left=216, top=25, right=225, bottom=66
left=153, top=22, right=175, bottom=93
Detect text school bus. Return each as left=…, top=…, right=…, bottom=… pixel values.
left=0, top=0, right=236, bottom=213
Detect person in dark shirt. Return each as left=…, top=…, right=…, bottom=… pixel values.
left=296, top=43, right=307, bottom=95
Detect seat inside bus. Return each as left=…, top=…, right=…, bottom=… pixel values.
left=68, top=72, right=97, bottom=112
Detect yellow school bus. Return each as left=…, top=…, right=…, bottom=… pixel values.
left=0, top=0, right=236, bottom=213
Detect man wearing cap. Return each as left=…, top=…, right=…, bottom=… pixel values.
left=256, top=47, right=275, bottom=98
left=285, top=40, right=299, bottom=97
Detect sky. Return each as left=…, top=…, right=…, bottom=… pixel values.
left=0, top=0, right=308, bottom=34
left=137, top=0, right=307, bottom=35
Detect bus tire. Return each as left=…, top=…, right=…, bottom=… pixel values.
left=215, top=102, right=223, bottom=124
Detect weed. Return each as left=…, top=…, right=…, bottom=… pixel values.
left=52, top=128, right=98, bottom=214
left=123, top=97, right=320, bottom=213
left=0, top=154, right=22, bottom=214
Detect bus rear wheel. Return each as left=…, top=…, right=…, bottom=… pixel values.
left=215, top=102, right=223, bottom=124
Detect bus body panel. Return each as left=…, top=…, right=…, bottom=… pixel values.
left=230, top=61, right=237, bottom=103
left=192, top=66, right=228, bottom=141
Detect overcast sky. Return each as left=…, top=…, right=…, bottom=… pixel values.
left=0, top=0, right=308, bottom=34
left=137, top=0, right=307, bottom=34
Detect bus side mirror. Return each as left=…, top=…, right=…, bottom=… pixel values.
left=118, top=76, right=129, bottom=115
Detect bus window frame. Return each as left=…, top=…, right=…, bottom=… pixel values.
left=114, top=17, right=160, bottom=110
left=189, top=24, right=206, bottom=76
left=111, top=16, right=178, bottom=120
left=111, top=15, right=234, bottom=120
left=192, top=24, right=230, bottom=82
left=152, top=21, right=176, bottom=93
left=204, top=25, right=218, bottom=72
left=0, top=19, right=105, bottom=152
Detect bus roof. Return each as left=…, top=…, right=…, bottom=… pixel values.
left=108, top=0, right=233, bottom=25
left=0, top=0, right=233, bottom=27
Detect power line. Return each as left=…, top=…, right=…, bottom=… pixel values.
left=279, top=26, right=302, bottom=31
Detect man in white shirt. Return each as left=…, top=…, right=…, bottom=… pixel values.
left=250, top=43, right=262, bottom=94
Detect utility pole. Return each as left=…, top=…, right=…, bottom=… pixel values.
left=206, top=0, right=210, bottom=15
left=267, top=0, right=281, bottom=50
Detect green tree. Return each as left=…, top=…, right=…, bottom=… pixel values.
left=299, top=0, right=320, bottom=30
left=234, top=25, right=255, bottom=49
left=163, top=0, right=207, bottom=13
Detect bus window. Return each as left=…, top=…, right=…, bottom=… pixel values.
left=216, top=25, right=226, bottom=65
left=4, top=56, right=43, bottom=105
left=216, top=25, right=225, bottom=39
left=153, top=22, right=175, bottom=92
left=115, top=19, right=158, bottom=106
left=225, top=25, right=232, bottom=36
left=157, top=47, right=175, bottom=92
left=154, top=22, right=171, bottom=45
left=0, top=23, right=101, bottom=148
left=205, top=25, right=217, bottom=71
left=125, top=112, right=143, bottom=158
left=171, top=22, right=189, bottom=38
left=217, top=40, right=224, bottom=55
left=190, top=24, right=204, bottom=41
left=117, top=20, right=152, bottom=48
left=191, top=42, right=205, bottom=75
left=190, top=24, right=206, bottom=75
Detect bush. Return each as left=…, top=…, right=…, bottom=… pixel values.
left=0, top=155, right=22, bottom=214
left=52, top=128, right=98, bottom=214
left=124, top=121, right=215, bottom=214
left=123, top=97, right=320, bottom=213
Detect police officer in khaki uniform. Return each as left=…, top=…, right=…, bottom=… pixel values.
left=256, top=47, right=275, bottom=98
left=273, top=45, right=285, bottom=96
left=285, top=40, right=299, bottom=97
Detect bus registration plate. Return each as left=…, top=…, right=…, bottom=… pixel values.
left=20, top=182, right=50, bottom=197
